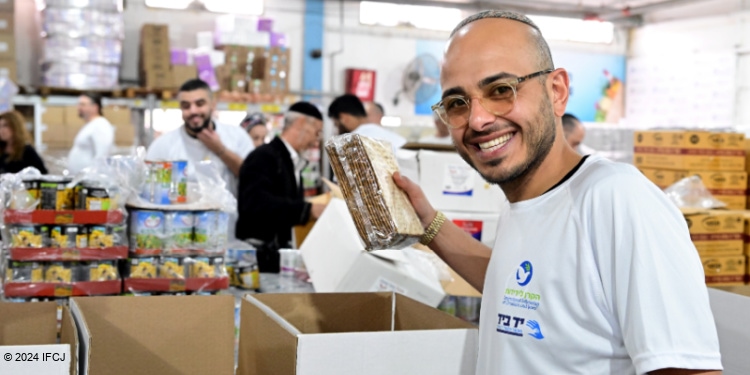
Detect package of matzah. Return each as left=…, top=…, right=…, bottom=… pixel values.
left=325, top=134, right=424, bottom=250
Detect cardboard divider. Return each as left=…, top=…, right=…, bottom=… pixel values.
left=71, top=295, right=235, bottom=375
left=239, top=292, right=478, bottom=375
left=9, top=246, right=128, bottom=261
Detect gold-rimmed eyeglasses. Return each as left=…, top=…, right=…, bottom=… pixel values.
left=431, top=69, right=554, bottom=129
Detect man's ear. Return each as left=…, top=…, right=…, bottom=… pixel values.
left=548, top=69, right=570, bottom=118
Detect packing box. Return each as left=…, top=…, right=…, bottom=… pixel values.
left=0, top=302, right=77, bottom=375
left=103, top=106, right=134, bottom=146
left=0, top=34, right=14, bottom=59
left=141, top=69, right=174, bottom=89
left=172, top=65, right=197, bottom=88
left=0, top=0, right=12, bottom=10
left=42, top=106, right=68, bottom=147
left=0, top=12, right=13, bottom=34
left=418, top=150, right=506, bottom=214
left=640, top=168, right=747, bottom=210
left=633, top=130, right=746, bottom=171
left=238, top=292, right=478, bottom=375
left=300, top=198, right=445, bottom=307
left=682, top=209, right=744, bottom=256
left=443, top=210, right=499, bottom=248
left=741, top=211, right=750, bottom=256
left=70, top=295, right=235, bottom=375
left=702, top=255, right=745, bottom=285
left=0, top=59, right=16, bottom=82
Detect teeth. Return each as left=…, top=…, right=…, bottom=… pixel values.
left=478, top=133, right=513, bottom=151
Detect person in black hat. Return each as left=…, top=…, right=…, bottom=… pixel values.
left=236, top=101, right=326, bottom=273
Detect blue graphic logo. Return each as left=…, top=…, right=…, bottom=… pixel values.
left=516, top=261, right=533, bottom=286
left=526, top=320, right=544, bottom=340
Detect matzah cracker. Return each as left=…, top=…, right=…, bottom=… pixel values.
left=325, top=134, right=424, bottom=250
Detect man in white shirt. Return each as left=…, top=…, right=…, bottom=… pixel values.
left=394, top=10, right=722, bottom=375
left=146, top=79, right=254, bottom=197
left=68, top=93, right=114, bottom=174
left=328, top=94, right=406, bottom=152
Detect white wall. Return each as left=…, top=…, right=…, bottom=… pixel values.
left=321, top=1, right=628, bottom=128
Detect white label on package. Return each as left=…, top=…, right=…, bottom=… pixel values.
left=0, top=344, right=70, bottom=375
left=443, top=164, right=475, bottom=196
left=371, top=277, right=406, bottom=294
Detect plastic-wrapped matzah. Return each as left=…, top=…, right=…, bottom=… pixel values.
left=325, top=134, right=424, bottom=250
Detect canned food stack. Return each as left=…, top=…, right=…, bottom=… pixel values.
left=437, top=295, right=481, bottom=325
left=2, top=175, right=127, bottom=299
left=39, top=0, right=124, bottom=89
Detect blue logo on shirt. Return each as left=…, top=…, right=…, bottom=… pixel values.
left=516, top=261, right=533, bottom=286
left=526, top=320, right=544, bottom=340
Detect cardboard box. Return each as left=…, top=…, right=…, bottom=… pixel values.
left=230, top=73, right=247, bottom=92
left=683, top=209, right=744, bottom=256
left=140, top=24, right=168, bottom=42
left=238, top=292, right=478, bottom=375
left=214, top=64, right=232, bottom=91
left=142, top=69, right=174, bottom=89
left=0, top=12, right=14, bottom=34
left=70, top=295, right=234, bottom=375
left=741, top=212, right=750, bottom=256
left=0, top=34, right=15, bottom=59
left=103, top=106, right=134, bottom=146
left=0, top=0, right=12, bottom=11
left=300, top=198, right=446, bottom=307
left=443, top=210, right=499, bottom=248
left=171, top=65, right=196, bottom=88
left=418, top=150, right=506, bottom=213
left=41, top=106, right=68, bottom=147
left=703, top=255, right=745, bottom=285
left=0, top=59, right=16, bottom=82
left=0, top=302, right=78, bottom=375
left=634, top=130, right=746, bottom=171
left=64, top=105, right=85, bottom=129
left=640, top=168, right=747, bottom=210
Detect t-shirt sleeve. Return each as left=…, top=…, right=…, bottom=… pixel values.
left=587, top=170, right=722, bottom=374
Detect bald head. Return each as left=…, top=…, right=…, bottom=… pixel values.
left=449, top=10, right=553, bottom=72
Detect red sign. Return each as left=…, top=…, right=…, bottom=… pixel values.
left=345, top=68, right=377, bottom=102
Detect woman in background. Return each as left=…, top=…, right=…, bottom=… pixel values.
left=240, top=112, right=269, bottom=148
left=0, top=110, right=47, bottom=174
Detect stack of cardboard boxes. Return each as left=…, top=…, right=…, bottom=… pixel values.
left=634, top=130, right=747, bottom=209
left=0, top=0, right=15, bottom=83
left=42, top=105, right=134, bottom=149
left=682, top=209, right=746, bottom=286
left=140, top=24, right=173, bottom=89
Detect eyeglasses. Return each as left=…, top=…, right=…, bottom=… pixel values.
left=431, top=69, right=554, bottom=129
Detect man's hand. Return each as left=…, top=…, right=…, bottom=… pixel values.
left=311, top=203, right=327, bottom=219
left=197, top=128, right=226, bottom=156
left=392, top=172, right=436, bottom=228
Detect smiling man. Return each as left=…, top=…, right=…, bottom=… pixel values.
left=146, top=79, right=254, bottom=197
left=394, top=10, right=722, bottom=375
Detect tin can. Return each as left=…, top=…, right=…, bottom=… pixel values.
left=438, top=296, right=457, bottom=316
left=75, top=180, right=111, bottom=211
left=141, top=161, right=171, bottom=205
left=159, top=257, right=186, bottom=279
left=45, top=262, right=73, bottom=283
left=89, top=225, right=114, bottom=248
left=76, top=226, right=89, bottom=248
left=50, top=225, right=77, bottom=248
left=10, top=225, right=49, bottom=248
left=129, top=257, right=158, bottom=279
left=193, top=211, right=216, bottom=252
left=230, top=261, right=259, bottom=290
left=87, top=261, right=119, bottom=281
left=164, top=211, right=193, bottom=255
left=213, top=212, right=229, bottom=251
left=39, top=178, right=73, bottom=210
left=169, top=160, right=188, bottom=204
left=456, top=296, right=481, bottom=323
left=6, top=261, right=43, bottom=282
left=188, top=256, right=215, bottom=278
left=130, top=210, right=165, bottom=255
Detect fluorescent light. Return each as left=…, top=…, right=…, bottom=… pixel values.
left=381, top=116, right=402, bottom=127
left=203, top=0, right=263, bottom=15
left=359, top=1, right=461, bottom=32
left=145, top=0, right=192, bottom=10
left=528, top=15, right=614, bottom=44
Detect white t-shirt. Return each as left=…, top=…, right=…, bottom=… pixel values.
left=146, top=122, right=254, bottom=197
left=68, top=116, right=114, bottom=174
left=477, top=155, right=721, bottom=375
left=352, top=123, right=407, bottom=153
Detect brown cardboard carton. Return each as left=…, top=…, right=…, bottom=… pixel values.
left=0, top=59, right=16, bottom=82
left=71, top=295, right=234, bottom=375
left=41, top=106, right=68, bottom=148
left=640, top=168, right=747, bottom=209
left=0, top=302, right=78, bottom=375
left=142, top=69, right=174, bottom=89
left=103, top=106, right=134, bottom=146
left=682, top=209, right=744, bottom=256
left=64, top=105, right=85, bottom=128
left=0, top=34, right=14, bottom=59
left=171, top=65, right=196, bottom=88
left=0, top=12, right=13, bottom=34
left=0, top=0, right=13, bottom=11
left=703, top=255, right=745, bottom=286
left=230, top=73, right=247, bottom=92
left=239, top=293, right=478, bottom=375
left=634, top=130, right=746, bottom=171
left=214, top=64, right=232, bottom=91
left=140, top=24, right=168, bottom=42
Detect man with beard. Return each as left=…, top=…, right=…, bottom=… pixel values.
left=328, top=94, right=406, bottom=153
left=146, top=79, right=254, bottom=197
left=393, top=10, right=721, bottom=375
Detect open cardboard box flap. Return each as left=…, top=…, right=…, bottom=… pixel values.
left=0, top=302, right=78, bottom=375
left=70, top=295, right=235, bottom=375
left=238, top=292, right=478, bottom=375
left=411, top=243, right=482, bottom=298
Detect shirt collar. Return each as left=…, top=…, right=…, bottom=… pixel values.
left=280, top=137, right=301, bottom=166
